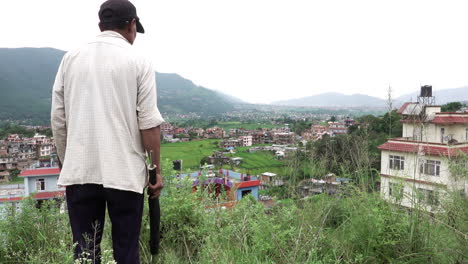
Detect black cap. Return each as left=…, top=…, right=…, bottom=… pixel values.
left=99, top=0, right=145, bottom=33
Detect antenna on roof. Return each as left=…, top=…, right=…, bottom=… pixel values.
left=387, top=85, right=393, bottom=137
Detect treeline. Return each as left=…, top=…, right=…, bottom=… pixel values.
left=0, top=122, right=52, bottom=139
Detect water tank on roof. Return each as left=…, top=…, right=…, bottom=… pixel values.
left=420, top=85, right=432, bottom=97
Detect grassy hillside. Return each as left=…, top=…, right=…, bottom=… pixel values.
left=0, top=48, right=236, bottom=124
left=156, top=73, right=234, bottom=114
left=0, top=48, right=65, bottom=124
left=1, top=160, right=466, bottom=263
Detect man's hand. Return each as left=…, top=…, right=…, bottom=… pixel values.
left=148, top=173, right=164, bottom=199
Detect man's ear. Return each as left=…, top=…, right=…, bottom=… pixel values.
left=128, top=18, right=137, bottom=33
left=98, top=22, right=104, bottom=32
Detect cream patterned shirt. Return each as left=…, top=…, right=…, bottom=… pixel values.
left=51, top=31, right=164, bottom=194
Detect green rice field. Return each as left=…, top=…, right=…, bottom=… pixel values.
left=161, top=139, right=286, bottom=174
left=161, top=139, right=220, bottom=169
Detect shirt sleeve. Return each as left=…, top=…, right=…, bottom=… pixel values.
left=136, top=60, right=165, bottom=130
left=51, top=58, right=67, bottom=163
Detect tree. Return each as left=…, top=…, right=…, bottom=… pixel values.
left=8, top=168, right=21, bottom=182
left=188, top=131, right=198, bottom=140
left=441, top=102, right=463, bottom=112
left=200, top=156, right=211, bottom=166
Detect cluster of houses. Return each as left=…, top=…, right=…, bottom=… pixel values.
left=249, top=145, right=298, bottom=159
left=175, top=169, right=289, bottom=205
left=162, top=121, right=298, bottom=146
left=219, top=127, right=296, bottom=148
left=301, top=118, right=359, bottom=141
left=2, top=86, right=466, bottom=213
left=0, top=133, right=57, bottom=183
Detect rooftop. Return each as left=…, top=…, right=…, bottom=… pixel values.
left=177, top=169, right=260, bottom=189
left=378, top=139, right=468, bottom=157
left=19, top=167, right=60, bottom=177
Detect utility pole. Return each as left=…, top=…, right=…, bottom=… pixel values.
left=387, top=85, right=393, bottom=138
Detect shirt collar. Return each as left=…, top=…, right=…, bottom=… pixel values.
left=97, top=30, right=131, bottom=45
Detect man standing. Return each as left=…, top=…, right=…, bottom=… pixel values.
left=51, top=1, right=164, bottom=263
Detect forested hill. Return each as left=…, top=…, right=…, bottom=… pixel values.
left=0, top=48, right=236, bottom=124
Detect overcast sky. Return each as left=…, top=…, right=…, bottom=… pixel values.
left=3, top=0, right=468, bottom=104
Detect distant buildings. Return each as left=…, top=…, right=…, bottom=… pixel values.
left=204, top=127, right=226, bottom=139
left=297, top=174, right=350, bottom=198
left=160, top=122, right=174, bottom=134
left=239, top=135, right=253, bottom=147
left=259, top=172, right=284, bottom=189
left=0, top=133, right=58, bottom=183
left=308, top=118, right=359, bottom=140
left=272, top=132, right=295, bottom=145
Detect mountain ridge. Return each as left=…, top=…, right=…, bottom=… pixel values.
left=272, top=93, right=386, bottom=107
left=0, top=48, right=243, bottom=124
left=273, top=87, right=468, bottom=108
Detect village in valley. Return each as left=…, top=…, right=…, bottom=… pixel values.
left=1, top=86, right=467, bottom=214
left=2, top=1, right=468, bottom=261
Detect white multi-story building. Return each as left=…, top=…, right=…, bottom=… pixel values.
left=239, top=135, right=253, bottom=146
left=379, top=97, right=468, bottom=210
left=37, top=144, right=52, bottom=157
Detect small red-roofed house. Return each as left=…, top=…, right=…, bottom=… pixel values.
left=0, top=167, right=65, bottom=211
left=19, top=168, right=64, bottom=197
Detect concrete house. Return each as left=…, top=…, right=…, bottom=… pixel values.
left=259, top=172, right=284, bottom=189
left=239, top=135, right=253, bottom=146
left=19, top=168, right=64, bottom=197
left=378, top=86, right=468, bottom=210
left=178, top=169, right=260, bottom=202
left=0, top=168, right=64, bottom=211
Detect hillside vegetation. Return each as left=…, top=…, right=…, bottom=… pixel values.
left=0, top=48, right=235, bottom=124
left=0, top=160, right=466, bottom=264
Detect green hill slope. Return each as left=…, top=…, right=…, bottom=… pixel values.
left=0, top=48, right=235, bottom=124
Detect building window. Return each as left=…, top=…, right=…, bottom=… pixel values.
left=241, top=189, right=252, bottom=198
left=420, top=160, right=441, bottom=176
left=36, top=178, right=45, bottom=191
left=417, top=188, right=439, bottom=206
left=440, top=128, right=445, bottom=143
left=389, top=155, right=405, bottom=170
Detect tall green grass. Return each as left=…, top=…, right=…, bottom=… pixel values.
left=0, top=160, right=466, bottom=263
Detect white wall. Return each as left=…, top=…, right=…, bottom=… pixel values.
left=402, top=123, right=468, bottom=144
left=381, top=150, right=465, bottom=187
left=381, top=175, right=447, bottom=210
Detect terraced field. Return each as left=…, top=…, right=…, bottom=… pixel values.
left=161, top=139, right=220, bottom=169
left=161, top=139, right=287, bottom=174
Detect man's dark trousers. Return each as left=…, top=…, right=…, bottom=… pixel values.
left=66, top=184, right=144, bottom=264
